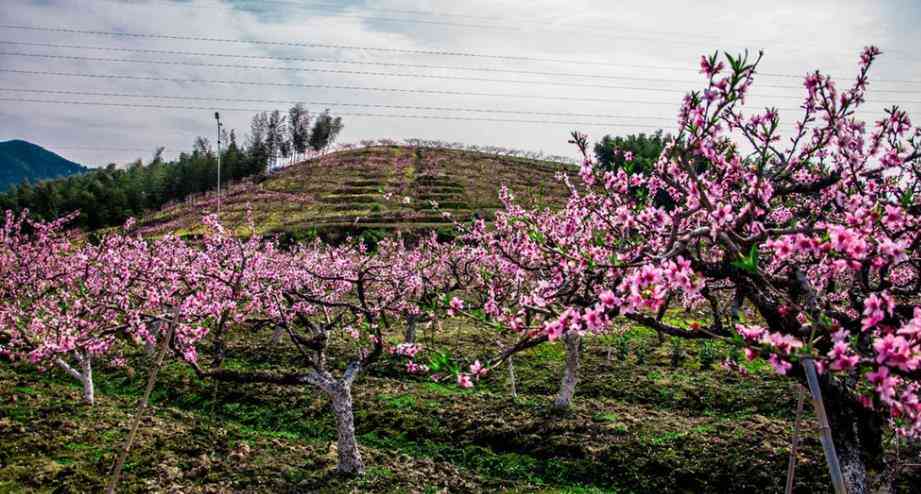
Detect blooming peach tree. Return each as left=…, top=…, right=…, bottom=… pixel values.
left=473, top=47, right=919, bottom=492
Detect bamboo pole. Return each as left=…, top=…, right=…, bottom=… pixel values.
left=802, top=358, right=847, bottom=494
left=105, top=317, right=177, bottom=494
left=785, top=385, right=806, bottom=494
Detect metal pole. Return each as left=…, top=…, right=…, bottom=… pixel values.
left=215, top=112, right=222, bottom=216
left=802, top=358, right=847, bottom=494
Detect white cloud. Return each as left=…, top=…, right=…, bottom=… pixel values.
left=1, top=0, right=918, bottom=167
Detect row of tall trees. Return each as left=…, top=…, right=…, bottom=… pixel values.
left=0, top=106, right=344, bottom=230
left=251, top=106, right=344, bottom=168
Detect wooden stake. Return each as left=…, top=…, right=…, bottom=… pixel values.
left=105, top=316, right=177, bottom=494
left=785, top=384, right=806, bottom=494
left=802, top=358, right=847, bottom=494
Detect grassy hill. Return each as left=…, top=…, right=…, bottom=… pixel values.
left=134, top=145, right=579, bottom=241
left=0, top=140, right=87, bottom=192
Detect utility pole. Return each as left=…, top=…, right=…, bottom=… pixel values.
left=215, top=112, right=222, bottom=216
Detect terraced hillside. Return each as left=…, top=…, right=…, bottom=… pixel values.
left=135, top=145, right=579, bottom=240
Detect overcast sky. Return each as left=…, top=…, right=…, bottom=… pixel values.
left=1, top=0, right=920, bottom=167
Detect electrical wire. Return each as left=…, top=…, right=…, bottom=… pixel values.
left=3, top=68, right=918, bottom=106
left=0, top=87, right=686, bottom=119
left=19, top=51, right=919, bottom=96
left=5, top=24, right=916, bottom=79
left=147, top=0, right=915, bottom=60
left=0, top=96, right=674, bottom=128
left=2, top=40, right=917, bottom=88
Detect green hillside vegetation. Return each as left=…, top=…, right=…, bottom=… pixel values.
left=135, top=145, right=581, bottom=242
left=0, top=140, right=86, bottom=192
left=0, top=106, right=345, bottom=230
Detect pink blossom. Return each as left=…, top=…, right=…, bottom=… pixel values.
left=457, top=373, right=474, bottom=389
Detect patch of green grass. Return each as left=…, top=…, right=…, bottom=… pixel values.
left=592, top=412, right=619, bottom=423
left=378, top=393, right=417, bottom=410
left=421, top=381, right=469, bottom=397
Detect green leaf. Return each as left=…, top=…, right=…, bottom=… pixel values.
left=731, top=244, right=760, bottom=273
left=528, top=229, right=545, bottom=244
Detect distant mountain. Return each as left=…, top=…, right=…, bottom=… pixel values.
left=0, top=140, right=87, bottom=192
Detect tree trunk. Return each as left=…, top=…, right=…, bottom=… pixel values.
left=54, top=353, right=94, bottom=406
left=553, top=332, right=581, bottom=411
left=508, top=355, right=518, bottom=399
left=819, top=374, right=885, bottom=494
left=270, top=326, right=285, bottom=345
left=404, top=315, right=417, bottom=344
left=80, top=354, right=94, bottom=406
left=328, top=382, right=364, bottom=475
left=144, top=321, right=160, bottom=356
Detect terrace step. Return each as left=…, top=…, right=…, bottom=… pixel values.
left=414, top=175, right=463, bottom=186
left=317, top=194, right=379, bottom=204
left=416, top=185, right=465, bottom=194
left=343, top=180, right=401, bottom=187
left=412, top=201, right=468, bottom=210
left=332, top=186, right=388, bottom=195
left=414, top=193, right=466, bottom=201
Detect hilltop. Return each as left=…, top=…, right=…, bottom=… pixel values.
left=0, top=140, right=87, bottom=192
left=135, top=145, right=580, bottom=241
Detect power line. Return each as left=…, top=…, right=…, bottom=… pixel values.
left=0, top=96, right=673, bottom=128
left=224, top=0, right=501, bottom=22
left=0, top=51, right=727, bottom=93
left=0, top=96, right=861, bottom=132
left=5, top=24, right=915, bottom=80
left=48, top=146, right=168, bottom=152
left=152, top=0, right=916, bottom=60
left=2, top=88, right=893, bottom=125
left=0, top=24, right=645, bottom=64
left=16, top=51, right=918, bottom=96
left=2, top=40, right=917, bottom=88
left=0, top=88, right=686, bottom=119
left=0, top=68, right=687, bottom=105
left=4, top=69, right=919, bottom=106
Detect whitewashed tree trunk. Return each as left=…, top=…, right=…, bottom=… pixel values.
left=80, top=353, right=94, bottom=405
left=837, top=439, right=867, bottom=494
left=328, top=382, right=363, bottom=475
left=307, top=362, right=365, bottom=475
left=55, top=352, right=94, bottom=405
left=553, top=332, right=581, bottom=411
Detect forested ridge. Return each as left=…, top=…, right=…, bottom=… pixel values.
left=0, top=106, right=342, bottom=230
left=0, top=139, right=87, bottom=192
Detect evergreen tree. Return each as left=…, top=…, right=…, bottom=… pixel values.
left=266, top=110, right=287, bottom=170
left=308, top=109, right=344, bottom=153
left=288, top=103, right=310, bottom=161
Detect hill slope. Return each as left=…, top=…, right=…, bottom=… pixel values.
left=136, top=145, right=580, bottom=240
left=0, top=140, right=87, bottom=192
